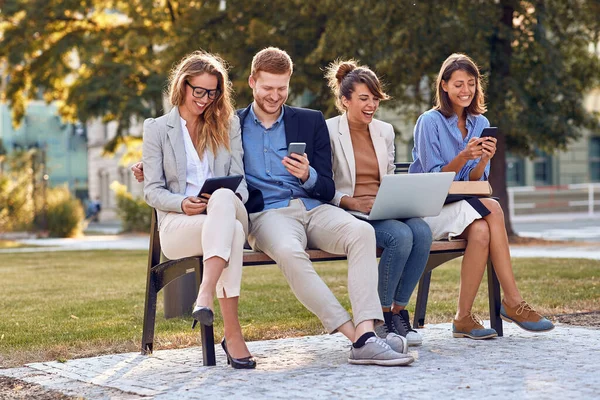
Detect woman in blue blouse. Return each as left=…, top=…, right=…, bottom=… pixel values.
left=410, top=53, right=554, bottom=339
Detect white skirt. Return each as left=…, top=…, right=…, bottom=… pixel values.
left=424, top=200, right=485, bottom=241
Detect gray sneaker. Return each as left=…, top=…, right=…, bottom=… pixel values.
left=348, top=336, right=414, bottom=366
left=384, top=333, right=408, bottom=354
left=392, top=310, right=423, bottom=346
left=374, top=322, right=390, bottom=339
left=375, top=325, right=409, bottom=354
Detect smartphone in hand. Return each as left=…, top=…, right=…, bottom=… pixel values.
left=477, top=127, right=497, bottom=146
left=287, top=142, right=306, bottom=157
left=480, top=127, right=498, bottom=139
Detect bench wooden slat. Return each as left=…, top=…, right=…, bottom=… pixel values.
left=241, top=239, right=468, bottom=266
left=429, top=239, right=467, bottom=252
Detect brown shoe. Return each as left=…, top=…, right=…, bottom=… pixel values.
left=452, top=312, right=498, bottom=339
left=500, top=299, right=554, bottom=332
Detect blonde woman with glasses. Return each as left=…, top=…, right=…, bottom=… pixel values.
left=142, top=51, right=255, bottom=368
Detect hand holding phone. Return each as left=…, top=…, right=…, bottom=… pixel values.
left=287, top=142, right=306, bottom=157
left=283, top=142, right=309, bottom=182
left=478, top=127, right=497, bottom=160
left=479, top=127, right=497, bottom=140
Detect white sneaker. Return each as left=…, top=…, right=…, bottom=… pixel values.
left=348, top=336, right=414, bottom=366
left=405, top=330, right=423, bottom=346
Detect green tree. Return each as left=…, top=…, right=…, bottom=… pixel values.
left=2, top=0, right=599, bottom=236
left=0, top=150, right=39, bottom=231
left=46, top=185, right=85, bottom=237
left=306, top=0, right=600, bottom=236
left=0, top=0, right=326, bottom=148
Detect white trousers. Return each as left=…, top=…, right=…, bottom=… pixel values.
left=249, top=200, right=382, bottom=333
left=159, top=189, right=248, bottom=298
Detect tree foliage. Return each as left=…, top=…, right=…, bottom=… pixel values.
left=1, top=0, right=599, bottom=234
left=46, top=185, right=85, bottom=237
left=110, top=180, right=151, bottom=232
left=0, top=150, right=39, bottom=231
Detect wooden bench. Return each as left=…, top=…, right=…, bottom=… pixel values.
left=141, top=211, right=503, bottom=366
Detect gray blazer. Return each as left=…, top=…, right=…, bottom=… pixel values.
left=142, top=107, right=248, bottom=228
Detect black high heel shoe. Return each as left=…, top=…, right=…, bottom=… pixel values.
left=191, top=305, right=214, bottom=329
left=221, top=339, right=256, bottom=369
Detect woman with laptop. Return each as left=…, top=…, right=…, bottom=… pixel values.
left=410, top=53, right=554, bottom=339
left=324, top=60, right=432, bottom=346
left=142, top=51, right=256, bottom=368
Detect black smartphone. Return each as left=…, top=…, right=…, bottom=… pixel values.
left=480, top=127, right=498, bottom=139
left=287, top=142, right=306, bottom=157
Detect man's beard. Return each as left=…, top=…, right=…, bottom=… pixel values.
left=255, top=97, right=283, bottom=115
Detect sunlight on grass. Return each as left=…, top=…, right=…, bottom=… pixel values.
left=0, top=250, right=598, bottom=367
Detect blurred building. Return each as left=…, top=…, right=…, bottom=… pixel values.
left=86, top=119, right=143, bottom=222
left=0, top=101, right=88, bottom=199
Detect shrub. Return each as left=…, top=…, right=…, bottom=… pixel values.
left=111, top=181, right=151, bottom=232
left=0, top=150, right=36, bottom=232
left=45, top=186, right=85, bottom=238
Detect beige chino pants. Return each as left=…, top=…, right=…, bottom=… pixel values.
left=159, top=189, right=248, bottom=298
left=248, top=200, right=383, bottom=333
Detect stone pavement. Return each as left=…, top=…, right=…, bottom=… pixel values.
left=2, top=322, right=598, bottom=399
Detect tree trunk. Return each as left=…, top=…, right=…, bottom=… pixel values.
left=488, top=0, right=516, bottom=237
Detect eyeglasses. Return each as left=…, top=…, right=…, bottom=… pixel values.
left=185, top=81, right=221, bottom=100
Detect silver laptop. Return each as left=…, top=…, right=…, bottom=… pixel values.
left=347, top=172, right=455, bottom=221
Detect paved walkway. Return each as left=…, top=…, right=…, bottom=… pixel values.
left=2, top=217, right=599, bottom=398
left=1, top=322, right=598, bottom=399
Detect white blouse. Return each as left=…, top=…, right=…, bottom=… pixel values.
left=181, top=118, right=213, bottom=197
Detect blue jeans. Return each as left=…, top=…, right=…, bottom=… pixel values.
left=367, top=218, right=432, bottom=307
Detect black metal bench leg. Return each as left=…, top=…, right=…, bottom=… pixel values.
left=141, top=274, right=158, bottom=354
left=414, top=271, right=432, bottom=328
left=201, top=324, right=216, bottom=366
left=487, top=260, right=503, bottom=336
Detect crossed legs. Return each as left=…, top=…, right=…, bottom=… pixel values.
left=161, top=189, right=251, bottom=358
left=456, top=198, right=523, bottom=319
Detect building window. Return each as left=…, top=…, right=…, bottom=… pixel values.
left=590, top=136, right=600, bottom=182
left=506, top=153, right=525, bottom=186
left=533, top=149, right=552, bottom=185
left=118, top=167, right=131, bottom=192
left=98, top=170, right=110, bottom=207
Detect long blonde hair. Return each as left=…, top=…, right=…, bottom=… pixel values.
left=168, top=51, right=234, bottom=155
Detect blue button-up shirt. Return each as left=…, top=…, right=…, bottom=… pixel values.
left=409, top=109, right=490, bottom=181
left=242, top=104, right=321, bottom=211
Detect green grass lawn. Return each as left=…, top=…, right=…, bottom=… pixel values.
left=0, top=250, right=598, bottom=367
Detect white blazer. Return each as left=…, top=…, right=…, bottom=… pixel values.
left=142, top=107, right=248, bottom=228
left=326, top=113, right=396, bottom=207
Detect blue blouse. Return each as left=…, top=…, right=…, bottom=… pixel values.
left=409, top=109, right=490, bottom=181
